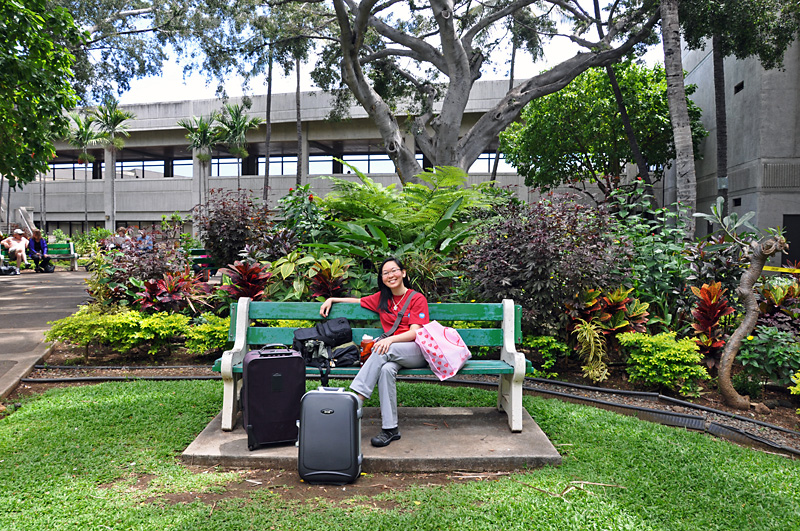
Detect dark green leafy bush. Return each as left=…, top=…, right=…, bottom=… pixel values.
left=738, top=325, right=800, bottom=387
left=465, top=193, right=631, bottom=335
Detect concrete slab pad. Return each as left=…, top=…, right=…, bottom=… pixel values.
left=182, top=407, right=561, bottom=472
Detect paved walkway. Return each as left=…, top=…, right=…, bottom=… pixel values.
left=0, top=269, right=90, bottom=397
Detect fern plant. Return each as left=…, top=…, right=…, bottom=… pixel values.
left=572, top=318, right=609, bottom=382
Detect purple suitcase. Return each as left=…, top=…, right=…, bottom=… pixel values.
left=242, top=344, right=305, bottom=450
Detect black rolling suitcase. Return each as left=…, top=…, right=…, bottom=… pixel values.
left=242, top=344, right=305, bottom=450
left=298, top=387, right=362, bottom=484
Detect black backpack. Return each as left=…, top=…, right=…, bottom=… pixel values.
left=293, top=318, right=358, bottom=385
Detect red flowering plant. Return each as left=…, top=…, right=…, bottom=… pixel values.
left=690, top=281, right=735, bottom=370
left=276, top=184, right=328, bottom=243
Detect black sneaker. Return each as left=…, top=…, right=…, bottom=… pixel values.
left=371, top=428, right=401, bottom=447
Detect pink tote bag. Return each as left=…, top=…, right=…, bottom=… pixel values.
left=414, top=321, right=471, bottom=381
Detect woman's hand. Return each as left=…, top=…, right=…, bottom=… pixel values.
left=373, top=336, right=394, bottom=355
left=320, top=298, right=334, bottom=317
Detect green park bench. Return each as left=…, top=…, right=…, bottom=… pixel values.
left=189, top=248, right=218, bottom=279
left=1, top=241, right=78, bottom=271
left=212, top=298, right=531, bottom=433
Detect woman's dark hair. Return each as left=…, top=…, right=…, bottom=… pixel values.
left=377, top=257, right=413, bottom=313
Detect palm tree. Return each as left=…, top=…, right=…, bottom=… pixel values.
left=216, top=103, right=263, bottom=190
left=178, top=112, right=220, bottom=207
left=66, top=112, right=106, bottom=232
left=661, top=0, right=697, bottom=238
left=92, top=99, right=135, bottom=231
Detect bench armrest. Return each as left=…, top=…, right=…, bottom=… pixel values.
left=498, top=299, right=525, bottom=432
left=220, top=297, right=252, bottom=430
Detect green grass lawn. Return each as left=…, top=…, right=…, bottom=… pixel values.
left=1, top=380, right=798, bottom=530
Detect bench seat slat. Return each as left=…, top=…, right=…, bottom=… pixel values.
left=212, top=358, right=531, bottom=375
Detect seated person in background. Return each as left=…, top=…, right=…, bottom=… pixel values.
left=1, top=229, right=29, bottom=274
left=27, top=229, right=52, bottom=273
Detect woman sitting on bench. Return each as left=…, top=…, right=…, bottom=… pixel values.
left=320, top=257, right=430, bottom=448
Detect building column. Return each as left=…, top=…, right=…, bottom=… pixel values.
left=103, top=146, right=116, bottom=231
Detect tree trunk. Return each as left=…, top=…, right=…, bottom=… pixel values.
left=661, top=0, right=697, bottom=237
left=718, top=236, right=789, bottom=409
left=592, top=0, right=650, bottom=185
left=713, top=34, right=729, bottom=217
left=263, top=48, right=273, bottom=209
left=295, top=56, right=303, bottom=188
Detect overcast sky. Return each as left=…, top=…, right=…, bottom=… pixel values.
left=118, top=33, right=664, bottom=106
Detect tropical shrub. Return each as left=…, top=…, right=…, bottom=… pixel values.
left=738, top=325, right=800, bottom=387
left=45, top=306, right=190, bottom=357
left=566, top=286, right=650, bottom=355
left=790, top=371, right=800, bottom=414
left=86, top=228, right=190, bottom=307
left=690, top=282, right=735, bottom=370
left=192, top=188, right=264, bottom=269
left=619, top=332, right=710, bottom=395
left=465, top=193, right=631, bottom=335
left=521, top=335, right=570, bottom=379
left=277, top=184, right=329, bottom=243
left=265, top=251, right=316, bottom=301
left=403, top=250, right=460, bottom=303
left=684, top=234, right=747, bottom=297
left=49, top=228, right=70, bottom=243
left=611, top=187, right=692, bottom=333
left=217, top=261, right=272, bottom=301
left=307, top=256, right=353, bottom=300
left=185, top=314, right=231, bottom=356
left=572, top=318, right=608, bottom=382
left=133, top=268, right=212, bottom=315
left=72, top=227, right=113, bottom=255
left=756, top=276, right=800, bottom=336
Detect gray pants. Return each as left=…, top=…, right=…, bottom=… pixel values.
left=350, top=341, right=427, bottom=429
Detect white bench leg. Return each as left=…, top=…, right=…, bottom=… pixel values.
left=498, top=374, right=523, bottom=432
left=221, top=373, right=241, bottom=431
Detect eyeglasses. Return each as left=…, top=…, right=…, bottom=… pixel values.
left=381, top=267, right=402, bottom=278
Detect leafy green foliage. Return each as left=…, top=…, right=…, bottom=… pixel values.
left=316, top=164, right=501, bottom=265
left=0, top=0, right=82, bottom=188
left=738, top=326, right=800, bottom=387
left=690, top=282, right=735, bottom=368
left=521, top=335, right=570, bottom=379
left=465, top=194, right=631, bottom=335
left=185, top=314, right=231, bottom=356
left=567, top=287, right=650, bottom=349
left=620, top=332, right=710, bottom=395
left=49, top=229, right=70, bottom=244
left=684, top=234, right=748, bottom=297
left=611, top=187, right=692, bottom=333
left=499, top=62, right=707, bottom=199
left=72, top=227, right=113, bottom=255
left=266, top=251, right=316, bottom=301
left=277, top=184, right=329, bottom=243
left=45, top=306, right=190, bottom=358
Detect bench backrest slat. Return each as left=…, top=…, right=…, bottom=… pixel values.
left=231, top=300, right=521, bottom=347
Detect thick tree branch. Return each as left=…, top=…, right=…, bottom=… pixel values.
left=457, top=9, right=660, bottom=168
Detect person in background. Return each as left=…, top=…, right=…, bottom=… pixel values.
left=319, top=257, right=430, bottom=447
left=1, top=229, right=29, bottom=274
left=27, top=229, right=52, bottom=273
